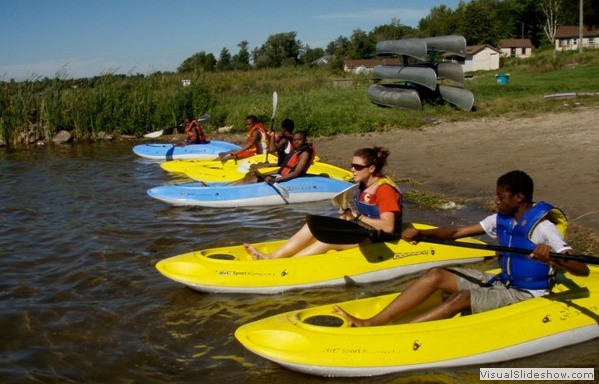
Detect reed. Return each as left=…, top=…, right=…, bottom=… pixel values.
left=1, top=49, right=598, bottom=148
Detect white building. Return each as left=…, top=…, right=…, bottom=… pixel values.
left=499, top=39, right=533, bottom=58
left=462, top=44, right=501, bottom=72
left=555, top=25, right=599, bottom=51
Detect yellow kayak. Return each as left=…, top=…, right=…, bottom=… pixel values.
left=160, top=154, right=354, bottom=182
left=235, top=266, right=599, bottom=377
left=155, top=222, right=493, bottom=294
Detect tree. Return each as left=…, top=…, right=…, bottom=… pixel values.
left=540, top=0, right=563, bottom=46
left=418, top=5, right=460, bottom=37
left=454, top=0, right=510, bottom=46
left=254, top=32, right=301, bottom=68
left=232, top=40, right=251, bottom=70
left=348, top=29, right=376, bottom=59
left=372, top=18, right=416, bottom=41
left=216, top=47, right=232, bottom=71
left=177, top=51, right=216, bottom=73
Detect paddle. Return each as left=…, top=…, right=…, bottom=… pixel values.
left=306, top=214, right=599, bottom=265
left=253, top=168, right=289, bottom=203
left=143, top=114, right=210, bottom=139
left=265, top=91, right=278, bottom=163
left=331, top=183, right=359, bottom=211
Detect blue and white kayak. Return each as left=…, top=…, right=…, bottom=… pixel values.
left=132, top=141, right=240, bottom=161
left=147, top=177, right=354, bottom=207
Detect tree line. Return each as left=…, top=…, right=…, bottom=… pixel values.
left=178, top=0, right=598, bottom=73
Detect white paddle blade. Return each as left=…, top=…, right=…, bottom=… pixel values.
left=144, top=130, right=164, bottom=138
left=272, top=92, right=278, bottom=119
left=198, top=114, right=211, bottom=124
left=332, top=183, right=359, bottom=210
left=273, top=182, right=289, bottom=199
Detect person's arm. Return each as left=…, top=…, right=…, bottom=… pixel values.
left=402, top=223, right=486, bottom=244
left=531, top=244, right=589, bottom=276
left=270, top=151, right=311, bottom=183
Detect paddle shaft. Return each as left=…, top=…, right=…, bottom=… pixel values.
left=306, top=214, right=599, bottom=265
left=254, top=169, right=289, bottom=203
left=266, top=92, right=278, bottom=163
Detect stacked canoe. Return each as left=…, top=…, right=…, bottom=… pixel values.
left=369, top=35, right=474, bottom=112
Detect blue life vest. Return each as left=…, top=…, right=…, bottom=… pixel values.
left=355, top=177, right=403, bottom=233
left=496, top=201, right=567, bottom=290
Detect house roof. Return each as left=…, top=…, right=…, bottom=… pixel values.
left=556, top=25, right=599, bottom=38
left=499, top=38, right=532, bottom=48
left=343, top=58, right=405, bottom=70
left=465, top=44, right=501, bottom=55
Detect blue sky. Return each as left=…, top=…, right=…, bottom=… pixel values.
left=0, top=0, right=462, bottom=81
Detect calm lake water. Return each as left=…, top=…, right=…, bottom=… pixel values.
left=0, top=141, right=596, bottom=384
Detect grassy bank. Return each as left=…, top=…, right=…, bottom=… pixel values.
left=1, top=49, right=599, bottom=147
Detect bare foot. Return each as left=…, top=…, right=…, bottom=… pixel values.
left=244, top=243, right=270, bottom=260
left=333, top=305, right=368, bottom=327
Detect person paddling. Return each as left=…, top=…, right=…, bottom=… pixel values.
left=226, top=115, right=268, bottom=159
left=230, top=130, right=314, bottom=185
left=244, top=146, right=403, bottom=259
left=334, top=170, right=589, bottom=327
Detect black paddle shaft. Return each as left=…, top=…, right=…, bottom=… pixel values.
left=306, top=214, right=599, bottom=265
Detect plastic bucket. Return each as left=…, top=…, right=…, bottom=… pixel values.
left=495, top=74, right=509, bottom=85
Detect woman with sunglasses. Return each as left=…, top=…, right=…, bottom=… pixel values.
left=244, top=146, right=403, bottom=259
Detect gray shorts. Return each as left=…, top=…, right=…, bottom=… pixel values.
left=448, top=268, right=536, bottom=313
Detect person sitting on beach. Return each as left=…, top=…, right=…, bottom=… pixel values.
left=244, top=146, right=403, bottom=259
left=231, top=131, right=314, bottom=185
left=334, top=170, right=589, bottom=327
left=226, top=115, right=268, bottom=159
left=175, top=116, right=207, bottom=146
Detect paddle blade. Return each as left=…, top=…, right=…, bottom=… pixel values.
left=198, top=114, right=211, bottom=124
left=331, top=184, right=359, bottom=210
left=272, top=92, right=278, bottom=119
left=306, top=214, right=374, bottom=244
left=144, top=130, right=163, bottom=138
left=272, top=182, right=289, bottom=199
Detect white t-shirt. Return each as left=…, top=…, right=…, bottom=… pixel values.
left=479, top=213, right=571, bottom=253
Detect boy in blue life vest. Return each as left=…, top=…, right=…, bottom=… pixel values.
left=334, top=170, right=589, bottom=327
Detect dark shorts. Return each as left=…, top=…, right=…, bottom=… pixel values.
left=448, top=268, right=537, bottom=313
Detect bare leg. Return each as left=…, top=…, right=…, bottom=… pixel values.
left=245, top=223, right=316, bottom=259
left=408, top=290, right=471, bottom=323
left=334, top=267, right=459, bottom=327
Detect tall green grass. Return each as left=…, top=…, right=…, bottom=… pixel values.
left=1, top=49, right=598, bottom=148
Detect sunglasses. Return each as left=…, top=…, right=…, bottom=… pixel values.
left=351, top=163, right=371, bottom=171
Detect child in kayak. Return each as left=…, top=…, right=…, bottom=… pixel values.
left=230, top=130, right=314, bottom=185
left=174, top=116, right=207, bottom=146
left=244, top=146, right=403, bottom=259
left=334, top=170, right=589, bottom=327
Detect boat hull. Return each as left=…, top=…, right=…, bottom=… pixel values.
left=132, top=141, right=240, bottom=160
left=147, top=176, right=354, bottom=207
left=235, top=266, right=599, bottom=376
left=155, top=223, right=492, bottom=294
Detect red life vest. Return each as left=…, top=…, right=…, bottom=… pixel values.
left=185, top=120, right=207, bottom=144
left=236, top=123, right=268, bottom=159
left=279, top=143, right=315, bottom=176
